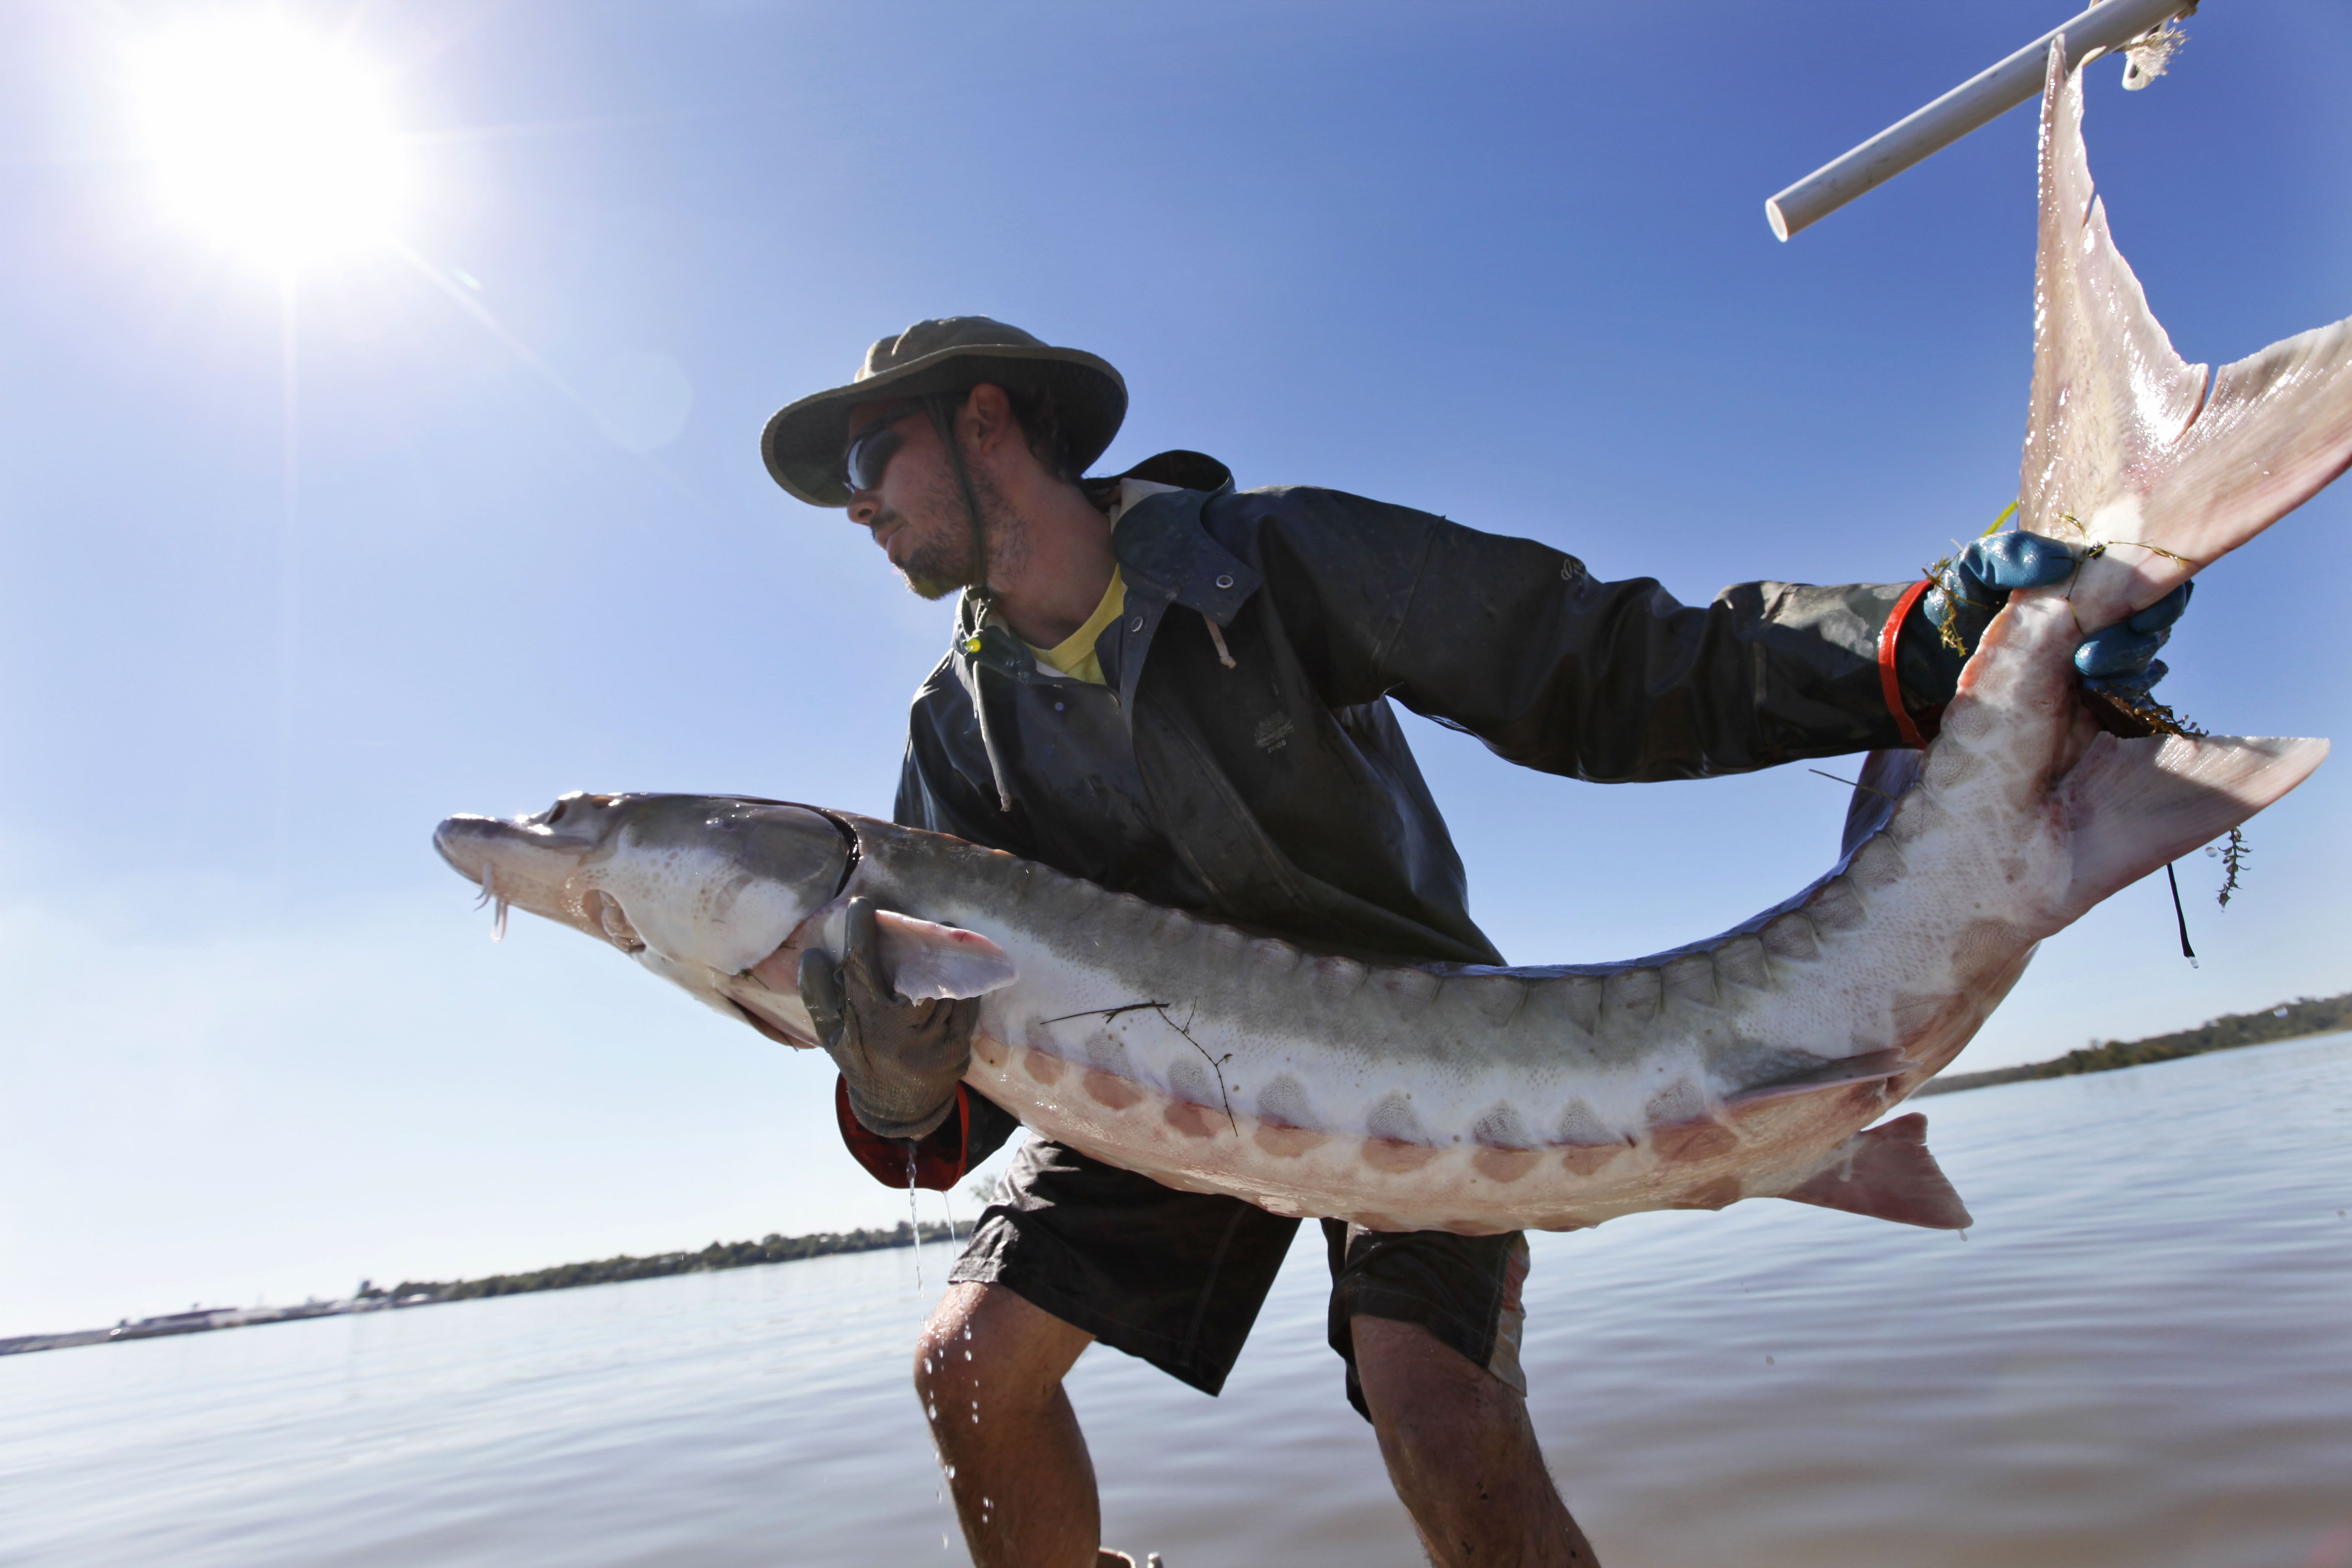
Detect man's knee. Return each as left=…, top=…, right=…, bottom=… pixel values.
left=912, top=1281, right=1091, bottom=1410
left=914, top=1284, right=976, bottom=1405
left=1351, top=1314, right=1524, bottom=1431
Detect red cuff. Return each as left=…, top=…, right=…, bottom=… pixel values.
left=835, top=1075, right=972, bottom=1191
left=1878, top=578, right=1934, bottom=749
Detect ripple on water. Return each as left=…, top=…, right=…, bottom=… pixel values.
left=2, top=1035, right=2347, bottom=1567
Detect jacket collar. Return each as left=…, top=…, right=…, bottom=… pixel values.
left=1109, top=457, right=1257, bottom=626
left=947, top=449, right=1253, bottom=676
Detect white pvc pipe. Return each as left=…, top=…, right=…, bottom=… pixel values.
left=1766, top=0, right=2197, bottom=241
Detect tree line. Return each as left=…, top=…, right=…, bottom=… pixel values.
left=368, top=1220, right=963, bottom=1304
left=1921, top=990, right=2352, bottom=1096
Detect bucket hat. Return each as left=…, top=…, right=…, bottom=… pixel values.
left=761, top=317, right=1127, bottom=508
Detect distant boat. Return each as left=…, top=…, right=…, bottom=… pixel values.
left=108, top=1309, right=227, bottom=1341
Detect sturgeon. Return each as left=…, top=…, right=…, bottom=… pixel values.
left=435, top=46, right=2347, bottom=1237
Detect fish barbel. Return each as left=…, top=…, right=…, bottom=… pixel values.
left=436, top=45, right=2344, bottom=1236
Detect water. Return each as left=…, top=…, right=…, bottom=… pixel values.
left=5, top=1034, right=2349, bottom=1567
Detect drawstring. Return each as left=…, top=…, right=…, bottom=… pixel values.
left=1202, top=611, right=1235, bottom=669
left=931, top=391, right=1016, bottom=814
left=968, top=655, right=1016, bottom=814
left=953, top=607, right=1016, bottom=815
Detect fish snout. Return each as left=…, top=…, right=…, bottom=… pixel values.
left=433, top=793, right=624, bottom=871
left=433, top=813, right=571, bottom=883
left=432, top=813, right=500, bottom=877
left=433, top=795, right=624, bottom=933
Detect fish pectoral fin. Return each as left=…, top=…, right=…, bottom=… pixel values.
left=1772, top=1112, right=1972, bottom=1231
left=874, top=910, right=1019, bottom=1002
left=1725, top=1047, right=1916, bottom=1110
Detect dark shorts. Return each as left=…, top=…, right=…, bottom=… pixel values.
left=948, top=1137, right=1530, bottom=1419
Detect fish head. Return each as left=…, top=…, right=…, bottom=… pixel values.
left=433, top=792, right=850, bottom=975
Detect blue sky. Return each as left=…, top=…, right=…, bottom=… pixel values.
left=4, top=0, right=2349, bottom=1335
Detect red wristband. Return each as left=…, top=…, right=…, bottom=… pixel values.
left=835, top=1075, right=973, bottom=1191
left=1879, top=578, right=1934, bottom=750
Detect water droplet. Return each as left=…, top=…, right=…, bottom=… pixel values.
left=908, top=1148, right=924, bottom=1293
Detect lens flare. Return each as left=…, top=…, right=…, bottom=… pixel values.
left=129, top=15, right=413, bottom=268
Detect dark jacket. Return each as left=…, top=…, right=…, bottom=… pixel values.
left=838, top=452, right=1942, bottom=1189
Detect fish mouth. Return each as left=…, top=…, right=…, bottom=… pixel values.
left=433, top=815, right=527, bottom=941
left=432, top=798, right=620, bottom=937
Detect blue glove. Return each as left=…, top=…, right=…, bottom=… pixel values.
left=1919, top=532, right=2191, bottom=699
left=2074, top=581, right=2192, bottom=700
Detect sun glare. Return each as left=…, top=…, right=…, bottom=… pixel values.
left=130, top=16, right=413, bottom=268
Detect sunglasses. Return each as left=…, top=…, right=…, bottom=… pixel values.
left=842, top=402, right=933, bottom=494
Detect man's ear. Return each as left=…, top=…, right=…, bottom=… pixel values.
left=961, top=381, right=1016, bottom=459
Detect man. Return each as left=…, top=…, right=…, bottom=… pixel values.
left=759, top=318, right=2181, bottom=1567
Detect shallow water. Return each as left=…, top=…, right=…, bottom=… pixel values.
left=4, top=1034, right=2349, bottom=1567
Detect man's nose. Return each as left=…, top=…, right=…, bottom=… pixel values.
left=847, top=491, right=879, bottom=526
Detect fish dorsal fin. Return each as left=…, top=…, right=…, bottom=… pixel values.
left=874, top=910, right=1018, bottom=1002
left=1774, top=1112, right=1972, bottom=1230
left=2022, top=38, right=2352, bottom=630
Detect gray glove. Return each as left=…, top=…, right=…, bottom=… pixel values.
left=796, top=897, right=977, bottom=1141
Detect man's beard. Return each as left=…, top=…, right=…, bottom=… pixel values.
left=892, top=526, right=971, bottom=602
left=881, top=464, right=1024, bottom=602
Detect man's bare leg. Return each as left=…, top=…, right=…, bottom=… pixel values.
left=916, top=1281, right=1113, bottom=1568
left=1353, top=1315, right=1600, bottom=1567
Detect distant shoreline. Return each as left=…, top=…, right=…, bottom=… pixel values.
left=11, top=992, right=2347, bottom=1359
left=0, top=1220, right=961, bottom=1359
left=1917, top=991, right=2350, bottom=1096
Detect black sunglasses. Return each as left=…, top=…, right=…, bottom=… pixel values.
left=842, top=402, right=934, bottom=494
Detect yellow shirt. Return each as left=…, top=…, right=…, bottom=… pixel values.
left=1024, top=569, right=1126, bottom=685
left=1015, top=477, right=1179, bottom=686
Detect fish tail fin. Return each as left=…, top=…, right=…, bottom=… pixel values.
left=1773, top=1112, right=1971, bottom=1231
left=2059, top=732, right=2329, bottom=920
left=2068, top=314, right=2352, bottom=629
left=2022, top=43, right=2352, bottom=629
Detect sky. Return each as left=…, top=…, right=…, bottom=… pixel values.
left=3, top=0, right=2349, bottom=1337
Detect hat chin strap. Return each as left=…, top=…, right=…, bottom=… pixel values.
left=926, top=391, right=1018, bottom=817
left=925, top=393, right=993, bottom=608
